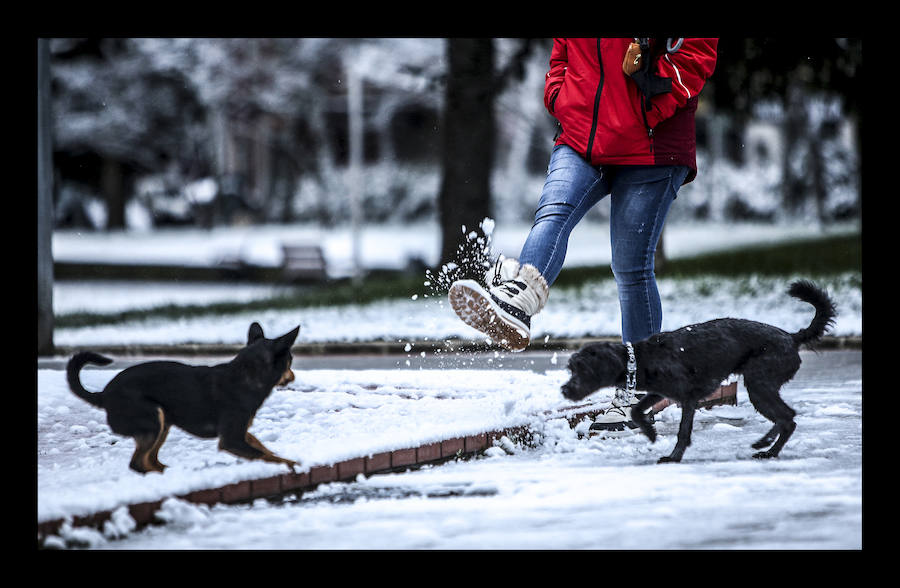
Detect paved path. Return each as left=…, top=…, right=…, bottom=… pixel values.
left=38, top=346, right=860, bottom=374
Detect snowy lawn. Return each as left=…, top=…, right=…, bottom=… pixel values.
left=50, top=220, right=861, bottom=346
left=52, top=272, right=861, bottom=349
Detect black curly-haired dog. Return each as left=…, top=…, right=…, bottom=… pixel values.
left=561, top=281, right=837, bottom=463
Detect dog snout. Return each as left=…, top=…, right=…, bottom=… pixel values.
left=561, top=377, right=589, bottom=401
left=278, top=368, right=295, bottom=387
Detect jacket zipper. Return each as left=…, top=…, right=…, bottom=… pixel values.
left=640, top=93, right=655, bottom=153
left=637, top=40, right=655, bottom=153
left=585, top=38, right=605, bottom=164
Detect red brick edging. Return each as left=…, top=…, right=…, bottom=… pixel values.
left=37, top=431, right=505, bottom=545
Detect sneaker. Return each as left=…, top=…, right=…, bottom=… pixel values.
left=448, top=257, right=549, bottom=352
left=588, top=388, right=655, bottom=436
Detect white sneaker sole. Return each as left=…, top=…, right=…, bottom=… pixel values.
left=448, top=279, right=530, bottom=352
left=588, top=405, right=654, bottom=439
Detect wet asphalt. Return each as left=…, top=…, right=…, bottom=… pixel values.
left=38, top=348, right=861, bottom=382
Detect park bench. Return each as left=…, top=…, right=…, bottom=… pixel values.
left=281, top=244, right=327, bottom=282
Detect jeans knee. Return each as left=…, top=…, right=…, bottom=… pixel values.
left=611, top=264, right=654, bottom=287
left=533, top=201, right=576, bottom=225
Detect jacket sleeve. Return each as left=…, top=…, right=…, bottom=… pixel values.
left=544, top=38, right=569, bottom=115
left=645, top=38, right=718, bottom=128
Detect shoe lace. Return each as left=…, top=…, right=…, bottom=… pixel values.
left=488, top=258, right=504, bottom=286
left=604, top=404, right=628, bottom=417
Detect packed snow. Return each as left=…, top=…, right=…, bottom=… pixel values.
left=39, top=349, right=862, bottom=550
left=40, top=220, right=862, bottom=549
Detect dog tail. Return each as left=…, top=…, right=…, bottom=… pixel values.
left=788, top=280, right=837, bottom=347
left=67, top=351, right=113, bottom=408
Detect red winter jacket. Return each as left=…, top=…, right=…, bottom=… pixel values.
left=544, top=38, right=718, bottom=184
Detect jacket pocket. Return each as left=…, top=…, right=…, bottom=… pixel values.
left=550, top=81, right=568, bottom=117
left=546, top=86, right=559, bottom=114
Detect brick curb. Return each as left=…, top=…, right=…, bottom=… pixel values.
left=36, top=382, right=737, bottom=547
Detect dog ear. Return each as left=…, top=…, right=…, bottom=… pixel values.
left=601, top=343, right=626, bottom=372
left=582, top=342, right=624, bottom=367
left=274, top=325, right=300, bottom=352
left=576, top=342, right=626, bottom=384
left=248, top=322, right=265, bottom=344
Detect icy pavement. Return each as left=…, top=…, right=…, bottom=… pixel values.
left=39, top=349, right=862, bottom=550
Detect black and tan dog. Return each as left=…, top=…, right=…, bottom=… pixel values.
left=561, top=281, right=837, bottom=463
left=67, top=322, right=300, bottom=474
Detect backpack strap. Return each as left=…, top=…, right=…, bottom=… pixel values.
left=629, top=37, right=674, bottom=109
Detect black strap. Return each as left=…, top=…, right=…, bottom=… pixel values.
left=629, top=38, right=673, bottom=109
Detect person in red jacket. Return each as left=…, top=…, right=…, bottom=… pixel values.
left=449, top=38, right=719, bottom=431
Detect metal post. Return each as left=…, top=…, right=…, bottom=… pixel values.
left=347, top=63, right=363, bottom=282
left=37, top=38, right=55, bottom=355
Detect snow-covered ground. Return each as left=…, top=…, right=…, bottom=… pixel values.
left=40, top=220, right=862, bottom=549
left=39, top=349, right=861, bottom=550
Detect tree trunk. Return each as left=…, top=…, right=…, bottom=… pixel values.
left=437, top=39, right=495, bottom=267
left=781, top=82, right=807, bottom=216
left=102, top=157, right=126, bottom=229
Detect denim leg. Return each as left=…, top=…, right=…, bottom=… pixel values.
left=519, top=145, right=608, bottom=286
left=609, top=165, right=689, bottom=343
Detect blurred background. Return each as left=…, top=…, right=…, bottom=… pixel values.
left=37, top=38, right=863, bottom=355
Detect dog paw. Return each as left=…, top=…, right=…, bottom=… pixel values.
left=635, top=423, right=656, bottom=442
left=657, top=455, right=682, bottom=464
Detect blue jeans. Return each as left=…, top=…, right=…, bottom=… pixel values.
left=519, top=144, right=689, bottom=343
